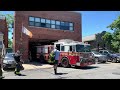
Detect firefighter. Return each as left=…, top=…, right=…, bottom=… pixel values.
left=53, top=47, right=60, bottom=75
left=14, top=50, right=22, bottom=75
left=48, top=50, right=55, bottom=63
left=0, top=55, right=4, bottom=79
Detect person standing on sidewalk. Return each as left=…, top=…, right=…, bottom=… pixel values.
left=53, top=47, right=60, bottom=75
left=14, top=50, right=22, bottom=75
left=0, top=55, right=4, bottom=79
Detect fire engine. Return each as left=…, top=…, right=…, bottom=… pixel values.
left=37, top=39, right=95, bottom=68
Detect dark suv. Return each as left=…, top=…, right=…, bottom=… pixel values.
left=99, top=50, right=119, bottom=63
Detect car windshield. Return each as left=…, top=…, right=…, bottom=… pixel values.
left=116, top=53, right=120, bottom=56
left=5, top=53, right=15, bottom=58
left=76, top=44, right=84, bottom=52
left=108, top=51, right=114, bottom=54
left=92, top=51, right=101, bottom=55
left=84, top=45, right=91, bottom=52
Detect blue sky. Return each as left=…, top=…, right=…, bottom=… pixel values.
left=0, top=11, right=120, bottom=39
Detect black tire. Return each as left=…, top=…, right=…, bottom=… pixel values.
left=112, top=58, right=117, bottom=63
left=2, top=65, right=6, bottom=70
left=102, top=61, right=106, bottom=63
left=61, top=58, right=70, bottom=68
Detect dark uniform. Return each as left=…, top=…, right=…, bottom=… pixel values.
left=14, top=50, right=22, bottom=75
left=0, top=55, right=4, bottom=79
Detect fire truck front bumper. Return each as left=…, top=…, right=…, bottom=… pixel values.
left=76, top=58, right=95, bottom=67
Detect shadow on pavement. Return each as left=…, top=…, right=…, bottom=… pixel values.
left=98, top=62, right=111, bottom=64
left=3, top=68, right=15, bottom=72
left=24, top=62, right=42, bottom=66
left=74, top=66, right=99, bottom=70
left=55, top=73, right=68, bottom=75
left=15, top=74, right=27, bottom=76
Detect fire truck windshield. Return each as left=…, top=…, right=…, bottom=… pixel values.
left=76, top=44, right=91, bottom=52
left=76, top=45, right=84, bottom=52
left=84, top=45, right=91, bottom=52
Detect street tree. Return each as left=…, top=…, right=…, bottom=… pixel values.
left=107, top=16, right=120, bottom=52
left=102, top=32, right=113, bottom=50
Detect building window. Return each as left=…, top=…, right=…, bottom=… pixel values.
left=41, top=18, right=46, bottom=27
left=69, top=27, right=73, bottom=31
left=56, top=25, right=60, bottom=29
left=51, top=20, right=55, bottom=29
left=46, top=19, right=50, bottom=23
left=28, top=16, right=74, bottom=31
left=46, top=23, right=50, bottom=28
left=60, top=21, right=70, bottom=30
left=56, top=21, right=60, bottom=25
left=35, top=17, right=40, bottom=27
left=51, top=20, right=55, bottom=24
left=51, top=25, right=55, bottom=29
left=69, top=23, right=73, bottom=27
left=56, top=21, right=60, bottom=29
left=46, top=19, right=51, bottom=28
left=29, top=17, right=35, bottom=26
left=41, top=18, right=45, bottom=23
left=69, top=22, right=74, bottom=31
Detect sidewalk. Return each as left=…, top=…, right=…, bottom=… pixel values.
left=22, top=62, right=53, bottom=70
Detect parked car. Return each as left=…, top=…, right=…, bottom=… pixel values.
left=114, top=53, right=120, bottom=62
left=91, top=51, right=107, bottom=63
left=99, top=50, right=118, bottom=63
left=3, top=53, right=16, bottom=70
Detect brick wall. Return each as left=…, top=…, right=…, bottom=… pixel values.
left=0, top=18, right=8, bottom=48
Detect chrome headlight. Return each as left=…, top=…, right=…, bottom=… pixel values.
left=8, top=61, right=16, bottom=64
left=117, top=57, right=120, bottom=60
left=3, top=60, right=8, bottom=64
left=89, top=53, right=94, bottom=58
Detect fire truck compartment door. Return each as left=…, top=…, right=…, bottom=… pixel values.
left=68, top=56, right=78, bottom=65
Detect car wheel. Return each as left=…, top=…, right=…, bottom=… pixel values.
left=3, top=67, right=7, bottom=71
left=102, top=61, right=106, bottom=63
left=112, top=58, right=117, bottom=63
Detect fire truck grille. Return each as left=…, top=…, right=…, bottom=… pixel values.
left=83, top=54, right=89, bottom=58
left=80, top=59, right=93, bottom=64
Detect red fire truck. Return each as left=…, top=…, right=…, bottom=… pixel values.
left=37, top=39, right=95, bottom=67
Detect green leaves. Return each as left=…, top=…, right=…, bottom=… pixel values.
left=8, top=39, right=12, bottom=48
left=106, top=15, right=120, bottom=53
left=107, top=16, right=120, bottom=30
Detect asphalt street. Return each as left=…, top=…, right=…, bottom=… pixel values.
left=3, top=62, right=120, bottom=79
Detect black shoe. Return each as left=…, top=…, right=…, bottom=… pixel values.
left=0, top=76, right=5, bottom=79
left=54, top=69, right=57, bottom=75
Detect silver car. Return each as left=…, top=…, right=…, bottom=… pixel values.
left=92, top=51, right=108, bottom=63
left=3, top=53, right=16, bottom=69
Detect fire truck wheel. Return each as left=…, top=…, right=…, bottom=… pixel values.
left=61, top=58, right=70, bottom=68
